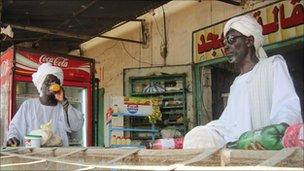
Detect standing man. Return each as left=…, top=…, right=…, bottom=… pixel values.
left=183, top=15, right=302, bottom=149
left=6, top=63, right=84, bottom=147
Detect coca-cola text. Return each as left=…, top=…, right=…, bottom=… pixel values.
left=39, top=55, right=69, bottom=68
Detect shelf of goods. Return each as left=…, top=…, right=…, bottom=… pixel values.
left=108, top=112, right=158, bottom=148
left=129, top=74, right=187, bottom=138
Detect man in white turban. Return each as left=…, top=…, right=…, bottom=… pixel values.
left=7, top=63, right=84, bottom=147
left=183, top=14, right=302, bottom=149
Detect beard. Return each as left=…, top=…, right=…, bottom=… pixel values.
left=44, top=90, right=57, bottom=101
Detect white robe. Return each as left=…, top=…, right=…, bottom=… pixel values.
left=7, top=98, right=84, bottom=146
left=183, top=55, right=302, bottom=149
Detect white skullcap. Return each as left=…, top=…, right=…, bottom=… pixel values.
left=223, top=14, right=267, bottom=60
left=32, top=63, right=63, bottom=97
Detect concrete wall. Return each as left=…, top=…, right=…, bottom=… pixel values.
left=79, top=0, right=274, bottom=146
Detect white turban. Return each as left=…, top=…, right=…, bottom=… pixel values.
left=32, top=63, right=63, bottom=97
left=223, top=14, right=267, bottom=61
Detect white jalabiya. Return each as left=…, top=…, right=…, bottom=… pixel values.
left=7, top=98, right=84, bottom=146
left=183, top=55, right=302, bottom=149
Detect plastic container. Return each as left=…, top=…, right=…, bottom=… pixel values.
left=24, top=135, right=42, bottom=148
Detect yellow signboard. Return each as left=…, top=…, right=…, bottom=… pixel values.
left=193, top=0, right=304, bottom=63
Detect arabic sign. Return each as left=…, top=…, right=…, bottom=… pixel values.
left=193, top=0, right=304, bottom=63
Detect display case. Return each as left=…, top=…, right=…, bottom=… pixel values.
left=129, top=74, right=187, bottom=139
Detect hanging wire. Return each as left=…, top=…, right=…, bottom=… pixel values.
left=96, top=41, right=119, bottom=57
left=152, top=11, right=165, bottom=42
left=121, top=42, right=153, bottom=65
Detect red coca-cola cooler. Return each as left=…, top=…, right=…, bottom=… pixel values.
left=0, top=47, right=96, bottom=147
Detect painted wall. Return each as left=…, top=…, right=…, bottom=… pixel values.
left=79, top=0, right=274, bottom=146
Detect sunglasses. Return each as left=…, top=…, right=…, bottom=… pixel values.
left=224, top=35, right=247, bottom=45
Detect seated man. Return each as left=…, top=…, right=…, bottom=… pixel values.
left=183, top=14, right=303, bottom=149
left=6, top=63, right=84, bottom=147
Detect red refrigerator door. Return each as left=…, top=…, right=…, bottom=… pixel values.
left=64, top=81, right=92, bottom=147
left=0, top=48, right=14, bottom=146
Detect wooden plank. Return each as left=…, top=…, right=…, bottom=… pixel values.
left=1, top=151, right=92, bottom=169
left=0, top=159, right=46, bottom=167
left=138, top=149, right=201, bottom=156
left=223, top=149, right=277, bottom=159
left=106, top=149, right=140, bottom=164
left=168, top=147, right=222, bottom=170
left=220, top=149, right=280, bottom=166
left=76, top=166, right=96, bottom=170
left=257, top=148, right=297, bottom=166
left=0, top=151, right=48, bottom=161
left=93, top=164, right=173, bottom=171
left=174, top=165, right=303, bottom=170
left=54, top=148, right=88, bottom=159
left=0, top=155, right=14, bottom=159
left=221, top=149, right=231, bottom=166
left=25, top=147, right=58, bottom=156
left=180, top=147, right=221, bottom=166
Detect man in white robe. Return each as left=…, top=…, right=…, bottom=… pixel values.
left=6, top=63, right=84, bottom=147
left=183, top=15, right=303, bottom=149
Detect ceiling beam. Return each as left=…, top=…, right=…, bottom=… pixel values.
left=4, top=13, right=133, bottom=21
left=1, top=37, right=77, bottom=43
left=5, top=23, right=146, bottom=44
left=6, top=23, right=91, bottom=39
left=34, top=0, right=98, bottom=44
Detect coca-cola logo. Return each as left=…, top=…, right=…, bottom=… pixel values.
left=39, top=55, right=69, bottom=68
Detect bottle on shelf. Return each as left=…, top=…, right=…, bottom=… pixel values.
left=116, top=136, right=122, bottom=145
left=112, top=104, right=119, bottom=113
left=121, top=137, right=126, bottom=145
left=126, top=136, right=131, bottom=145
left=145, top=137, right=184, bottom=149
left=111, top=135, right=117, bottom=145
